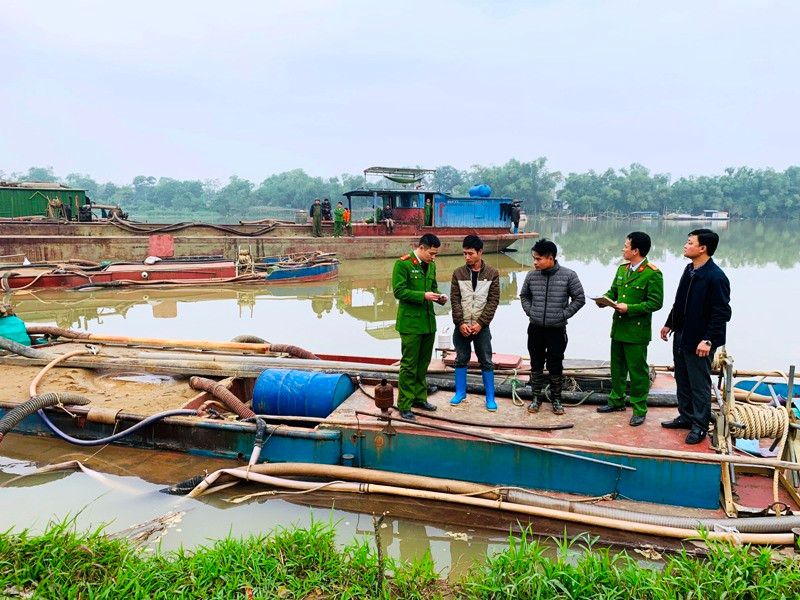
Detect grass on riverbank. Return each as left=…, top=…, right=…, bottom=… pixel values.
left=2, top=522, right=800, bottom=599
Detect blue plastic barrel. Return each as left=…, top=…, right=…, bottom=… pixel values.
left=252, top=369, right=355, bottom=418
left=468, top=184, right=492, bottom=198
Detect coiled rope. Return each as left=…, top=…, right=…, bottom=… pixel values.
left=728, top=402, right=790, bottom=515
left=507, top=369, right=525, bottom=406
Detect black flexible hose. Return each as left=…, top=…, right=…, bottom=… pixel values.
left=0, top=392, right=89, bottom=443
left=0, top=335, right=47, bottom=359
left=37, top=407, right=198, bottom=447
left=254, top=417, right=267, bottom=448
left=163, top=417, right=269, bottom=496
left=161, top=474, right=207, bottom=496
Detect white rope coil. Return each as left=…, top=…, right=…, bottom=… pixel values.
left=729, top=402, right=789, bottom=441
left=728, top=402, right=790, bottom=515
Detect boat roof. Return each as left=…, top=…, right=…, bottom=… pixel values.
left=363, top=166, right=436, bottom=177
left=0, top=181, right=87, bottom=192
left=343, top=188, right=515, bottom=202
left=344, top=187, right=436, bottom=197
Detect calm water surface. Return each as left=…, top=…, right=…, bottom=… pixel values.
left=1, top=219, right=798, bottom=569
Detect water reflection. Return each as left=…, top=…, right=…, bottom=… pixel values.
left=524, top=218, right=800, bottom=270
left=6, top=283, right=340, bottom=331
left=336, top=253, right=524, bottom=340
left=6, top=253, right=527, bottom=341
left=4, top=219, right=799, bottom=371
left=0, top=434, right=507, bottom=578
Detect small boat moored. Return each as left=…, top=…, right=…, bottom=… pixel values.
left=0, top=252, right=339, bottom=292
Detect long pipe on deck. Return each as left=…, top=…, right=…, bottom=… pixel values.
left=188, top=467, right=793, bottom=545
left=25, top=326, right=319, bottom=359
left=140, top=351, right=599, bottom=378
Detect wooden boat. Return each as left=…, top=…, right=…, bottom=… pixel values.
left=663, top=210, right=730, bottom=221
left=257, top=252, right=339, bottom=283
left=2, top=327, right=799, bottom=546
left=0, top=254, right=338, bottom=292
left=0, top=169, right=536, bottom=263
left=733, top=379, right=800, bottom=404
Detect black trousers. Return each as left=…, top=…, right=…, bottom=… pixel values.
left=673, top=332, right=714, bottom=431
left=527, top=324, right=567, bottom=376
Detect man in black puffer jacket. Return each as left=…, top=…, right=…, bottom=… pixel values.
left=520, top=239, right=585, bottom=414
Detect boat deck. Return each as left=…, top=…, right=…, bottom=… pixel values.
left=331, top=385, right=707, bottom=454
left=1, top=342, right=795, bottom=516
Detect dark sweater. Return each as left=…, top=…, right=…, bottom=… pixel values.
left=664, top=258, right=731, bottom=350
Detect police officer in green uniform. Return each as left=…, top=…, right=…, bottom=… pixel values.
left=309, top=198, right=323, bottom=237
left=596, top=232, right=664, bottom=426
left=392, top=233, right=447, bottom=420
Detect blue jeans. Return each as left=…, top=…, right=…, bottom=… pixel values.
left=452, top=326, right=494, bottom=371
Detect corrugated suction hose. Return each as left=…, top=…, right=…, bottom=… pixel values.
left=189, top=376, right=255, bottom=420
left=0, top=392, right=89, bottom=444
left=0, top=336, right=48, bottom=359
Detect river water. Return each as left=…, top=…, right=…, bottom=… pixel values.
left=1, top=218, right=798, bottom=571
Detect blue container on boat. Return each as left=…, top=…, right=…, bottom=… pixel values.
left=468, top=184, right=492, bottom=198
left=252, top=369, right=355, bottom=418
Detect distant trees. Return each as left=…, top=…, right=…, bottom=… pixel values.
left=2, top=161, right=798, bottom=220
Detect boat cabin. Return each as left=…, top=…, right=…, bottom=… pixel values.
left=0, top=182, right=89, bottom=220
left=630, top=211, right=660, bottom=220
left=702, top=210, right=730, bottom=220
left=343, top=166, right=516, bottom=232
left=343, top=188, right=516, bottom=230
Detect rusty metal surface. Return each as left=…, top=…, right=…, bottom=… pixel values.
left=0, top=231, right=535, bottom=262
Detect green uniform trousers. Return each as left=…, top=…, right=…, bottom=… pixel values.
left=608, top=340, right=650, bottom=416
left=312, top=215, right=322, bottom=237
left=333, top=221, right=343, bottom=237
left=398, top=332, right=435, bottom=410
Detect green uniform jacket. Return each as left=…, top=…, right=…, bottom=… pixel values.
left=333, top=206, right=345, bottom=223
left=604, top=259, right=664, bottom=344
left=393, top=253, right=440, bottom=334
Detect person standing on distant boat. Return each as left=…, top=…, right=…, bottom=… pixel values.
left=343, top=206, right=352, bottom=236
left=511, top=202, right=521, bottom=234
left=448, top=235, right=500, bottom=412
left=519, top=239, right=585, bottom=415
left=321, top=198, right=333, bottom=221
left=392, top=233, right=447, bottom=420
left=383, top=203, right=395, bottom=234
left=424, top=197, right=433, bottom=226
left=333, top=202, right=345, bottom=237
left=309, top=198, right=322, bottom=237
left=595, top=232, right=664, bottom=427
left=660, top=229, right=731, bottom=445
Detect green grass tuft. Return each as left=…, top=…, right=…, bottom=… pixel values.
left=3, top=523, right=800, bottom=599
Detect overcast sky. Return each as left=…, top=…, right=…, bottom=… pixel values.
left=1, top=1, right=797, bottom=184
